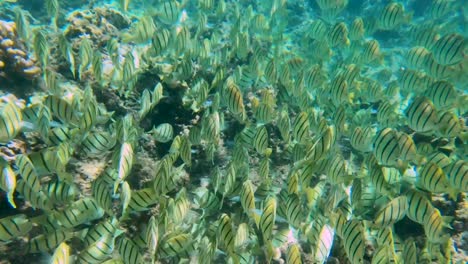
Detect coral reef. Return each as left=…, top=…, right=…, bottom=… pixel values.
left=64, top=6, right=130, bottom=47
left=0, top=0, right=466, bottom=263
left=0, top=20, right=40, bottom=81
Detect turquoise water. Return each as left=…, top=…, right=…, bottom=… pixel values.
left=0, top=0, right=466, bottom=263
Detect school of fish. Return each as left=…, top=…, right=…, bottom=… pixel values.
left=0, top=0, right=467, bottom=263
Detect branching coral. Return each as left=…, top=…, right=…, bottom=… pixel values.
left=0, top=20, right=40, bottom=80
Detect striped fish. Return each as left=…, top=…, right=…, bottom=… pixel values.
left=188, top=125, right=202, bottom=145
left=197, top=236, right=216, bottom=264
left=286, top=193, right=303, bottom=228
left=157, top=0, right=180, bottom=25
left=260, top=196, right=277, bottom=242
left=82, top=131, right=116, bottom=157
left=417, top=142, right=434, bottom=156
left=426, top=152, right=452, bottom=169
left=240, top=180, right=256, bottom=217
left=406, top=46, right=430, bottom=69
left=372, top=196, right=407, bottom=227
left=48, top=127, right=77, bottom=146
left=305, top=65, right=326, bottom=90
left=222, top=163, right=237, bottom=200
left=327, top=154, right=348, bottom=185
left=406, top=189, right=434, bottom=224
left=15, top=154, right=40, bottom=193
left=58, top=34, right=76, bottom=78
left=175, top=25, right=191, bottom=53
left=445, top=160, right=467, bottom=193
left=396, top=132, right=417, bottom=163
left=13, top=7, right=30, bottom=43
left=34, top=213, right=61, bottom=234
left=120, top=181, right=131, bottom=215
left=168, top=191, right=190, bottom=224
left=287, top=171, right=299, bottom=195
left=92, top=50, right=103, bottom=83
left=28, top=229, right=85, bottom=253
left=403, top=238, right=417, bottom=264
left=376, top=227, right=395, bottom=250
left=305, top=125, right=335, bottom=162
left=0, top=101, right=22, bottom=143
left=114, top=142, right=133, bottom=194
left=253, top=125, right=269, bottom=155
left=423, top=209, right=450, bottom=243
left=55, top=198, right=104, bottom=228
left=417, top=161, right=452, bottom=194
left=120, top=0, right=130, bottom=11
left=329, top=75, right=349, bottom=106
left=106, top=38, right=119, bottom=70
left=333, top=105, right=347, bottom=134
left=377, top=2, right=412, bottom=30
left=153, top=159, right=172, bottom=196
left=78, top=37, right=92, bottom=79
left=179, top=135, right=191, bottom=166
left=287, top=243, right=302, bottom=264
left=152, top=123, right=174, bottom=143
left=292, top=112, right=310, bottom=143
left=44, top=95, right=79, bottom=125
left=307, top=19, right=328, bottom=41
left=411, top=25, right=440, bottom=49
left=349, top=17, right=365, bottom=40
left=0, top=164, right=16, bottom=208
left=312, top=223, right=334, bottom=263
left=254, top=103, right=276, bottom=125
left=373, top=128, right=401, bottom=168
left=277, top=107, right=291, bottom=143
left=425, top=80, right=457, bottom=109
left=146, top=216, right=158, bottom=259
left=84, top=218, right=119, bottom=247
left=99, top=259, right=124, bottom=264
left=399, top=69, right=429, bottom=95
left=43, top=179, right=77, bottom=205
left=50, top=242, right=71, bottom=264
left=22, top=103, right=41, bottom=124
left=341, top=220, right=365, bottom=264
left=424, top=55, right=456, bottom=79
left=372, top=245, right=395, bottom=264
left=92, top=178, right=113, bottom=215
left=437, top=110, right=462, bottom=138
left=122, top=16, right=156, bottom=44
left=429, top=0, right=459, bottom=19
left=152, top=28, right=171, bottom=55
left=116, top=236, right=142, bottom=264
left=350, top=126, right=375, bottom=152
left=79, top=233, right=115, bottom=263
left=431, top=33, right=465, bottom=65
left=16, top=180, right=52, bottom=211
left=225, top=81, right=245, bottom=117
left=33, top=29, right=49, bottom=67
left=128, top=188, right=158, bottom=212
left=264, top=58, right=277, bottom=84
left=369, top=161, right=396, bottom=197
left=0, top=214, right=32, bottom=242
left=328, top=22, right=350, bottom=47
left=360, top=39, right=383, bottom=64
left=81, top=92, right=99, bottom=130
left=198, top=190, right=221, bottom=215
left=169, top=135, right=181, bottom=159
left=159, top=233, right=194, bottom=258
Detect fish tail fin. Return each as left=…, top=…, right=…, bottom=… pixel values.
left=405, top=11, right=414, bottom=24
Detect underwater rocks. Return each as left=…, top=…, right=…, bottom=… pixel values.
left=64, top=6, right=130, bottom=46
left=0, top=20, right=40, bottom=81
